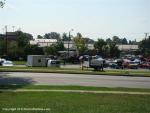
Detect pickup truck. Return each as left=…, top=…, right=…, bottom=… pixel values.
left=82, top=55, right=105, bottom=71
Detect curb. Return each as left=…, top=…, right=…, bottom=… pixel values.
left=0, top=69, right=150, bottom=77
left=1, top=89, right=150, bottom=95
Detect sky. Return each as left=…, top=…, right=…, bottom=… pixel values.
left=0, top=0, right=150, bottom=41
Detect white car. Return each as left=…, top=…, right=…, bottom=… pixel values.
left=47, top=60, right=60, bottom=67
left=0, top=58, right=6, bottom=65
left=2, top=61, right=14, bottom=67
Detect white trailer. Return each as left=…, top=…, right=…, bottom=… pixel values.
left=27, top=55, right=47, bottom=67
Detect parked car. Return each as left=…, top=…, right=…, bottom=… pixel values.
left=140, top=62, right=150, bottom=69
left=0, top=58, right=6, bottom=66
left=109, top=62, right=120, bottom=69
left=128, top=62, right=138, bottom=69
left=47, top=59, right=60, bottom=67
left=2, top=61, right=14, bottom=67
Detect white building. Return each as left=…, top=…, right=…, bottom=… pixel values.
left=63, top=41, right=77, bottom=50
left=30, top=39, right=57, bottom=47
left=117, top=45, right=139, bottom=51
left=30, top=39, right=94, bottom=50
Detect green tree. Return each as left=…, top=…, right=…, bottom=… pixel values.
left=94, top=38, right=107, bottom=56
left=44, top=32, right=61, bottom=41
left=43, top=42, right=65, bottom=55
left=43, top=44, right=57, bottom=55
left=108, top=42, right=120, bottom=58
left=0, top=39, right=5, bottom=56
left=106, top=38, right=112, bottom=44
left=84, top=37, right=94, bottom=44
left=16, top=31, right=33, bottom=48
left=139, top=36, right=150, bottom=57
left=37, top=35, right=43, bottom=39
left=62, top=33, right=69, bottom=41
left=15, top=31, right=33, bottom=59
left=56, top=41, right=65, bottom=51
left=112, top=36, right=121, bottom=44
left=24, top=45, right=44, bottom=56
left=122, top=38, right=128, bottom=44
left=7, top=41, right=18, bottom=58
left=74, top=33, right=87, bottom=55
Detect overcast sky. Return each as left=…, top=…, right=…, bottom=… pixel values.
left=0, top=0, right=150, bottom=41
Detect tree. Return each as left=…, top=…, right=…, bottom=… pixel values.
left=37, top=35, right=43, bottom=39
left=94, top=38, right=107, bottom=56
left=7, top=41, right=18, bottom=59
left=24, top=45, right=44, bottom=56
left=56, top=41, right=65, bottom=51
left=44, top=32, right=61, bottom=41
left=139, top=36, right=150, bottom=57
left=43, top=41, right=65, bottom=55
left=15, top=31, right=33, bottom=59
left=108, top=42, right=120, bottom=58
left=84, top=37, right=95, bottom=44
left=0, top=39, right=5, bottom=56
left=106, top=38, right=112, bottom=44
left=62, top=33, right=69, bottom=41
left=76, top=33, right=82, bottom=38
left=0, top=0, right=5, bottom=8
left=16, top=31, right=33, bottom=48
left=43, top=44, right=57, bottom=55
left=129, top=40, right=132, bottom=44
left=112, top=36, right=121, bottom=44
left=122, top=38, right=128, bottom=44
left=74, top=33, right=87, bottom=55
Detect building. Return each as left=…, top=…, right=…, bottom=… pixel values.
left=0, top=32, right=17, bottom=41
left=30, top=39, right=95, bottom=50
left=63, top=41, right=77, bottom=50
left=30, top=39, right=57, bottom=47
left=86, top=43, right=94, bottom=50
left=117, top=45, right=139, bottom=51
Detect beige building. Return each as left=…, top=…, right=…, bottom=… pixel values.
left=30, top=39, right=57, bottom=47
left=117, top=45, right=139, bottom=51
left=30, top=39, right=94, bottom=50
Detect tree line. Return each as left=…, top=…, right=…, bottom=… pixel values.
left=0, top=31, right=150, bottom=61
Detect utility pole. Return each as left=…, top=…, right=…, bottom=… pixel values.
left=5, top=25, right=7, bottom=57
left=68, top=31, right=70, bottom=58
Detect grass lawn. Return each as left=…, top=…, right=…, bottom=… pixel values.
left=13, top=61, right=26, bottom=65
left=0, top=66, right=150, bottom=76
left=1, top=85, right=150, bottom=92
left=0, top=91, right=150, bottom=113
left=0, top=85, right=150, bottom=113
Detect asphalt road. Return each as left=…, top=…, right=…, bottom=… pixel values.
left=0, top=72, right=150, bottom=88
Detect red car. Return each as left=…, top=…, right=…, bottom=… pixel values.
left=140, top=62, right=150, bottom=69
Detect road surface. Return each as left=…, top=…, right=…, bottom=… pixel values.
left=0, top=72, right=150, bottom=88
